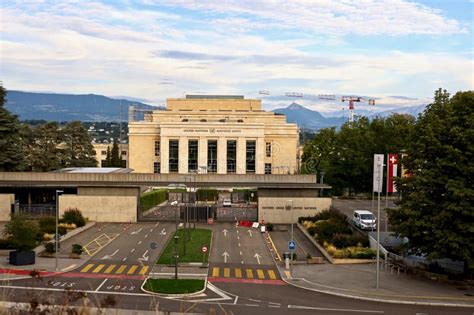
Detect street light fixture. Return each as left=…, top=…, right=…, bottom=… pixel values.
left=174, top=235, right=179, bottom=280
left=287, top=199, right=294, bottom=271
left=55, top=190, right=63, bottom=272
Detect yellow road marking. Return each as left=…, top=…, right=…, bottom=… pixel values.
left=80, top=264, right=94, bottom=273
left=268, top=270, right=277, bottom=280
left=115, top=265, right=127, bottom=274
left=92, top=264, right=105, bottom=273
left=212, top=267, right=219, bottom=277
left=104, top=265, right=116, bottom=274
left=139, top=266, right=149, bottom=275
left=224, top=268, right=230, bottom=278
left=127, top=265, right=139, bottom=275
left=257, top=269, right=265, bottom=279
left=246, top=268, right=253, bottom=279
left=235, top=268, right=242, bottom=278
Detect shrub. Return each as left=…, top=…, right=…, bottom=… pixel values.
left=331, top=234, right=369, bottom=249
left=315, top=220, right=352, bottom=244
left=71, top=244, right=83, bottom=255
left=196, top=189, right=218, bottom=202
left=0, top=239, right=17, bottom=250
left=266, top=223, right=274, bottom=231
left=306, top=253, right=312, bottom=259
left=140, top=189, right=167, bottom=211
left=58, top=226, right=67, bottom=236
left=44, top=242, right=56, bottom=253
left=307, top=226, right=318, bottom=236
left=62, top=208, right=86, bottom=227
left=39, top=216, right=56, bottom=234
left=43, top=233, right=54, bottom=241
left=5, top=213, right=40, bottom=251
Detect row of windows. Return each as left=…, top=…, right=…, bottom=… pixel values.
left=154, top=141, right=272, bottom=158
left=101, top=150, right=127, bottom=156
left=152, top=139, right=271, bottom=174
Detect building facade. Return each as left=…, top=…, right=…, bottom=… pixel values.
left=128, top=95, right=298, bottom=174
left=92, top=143, right=129, bottom=168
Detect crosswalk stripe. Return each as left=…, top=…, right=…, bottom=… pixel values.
left=139, top=266, right=149, bottom=275
left=235, top=268, right=242, bottom=278
left=80, top=264, right=94, bottom=273
left=127, top=265, right=139, bottom=275
left=268, top=269, right=277, bottom=280
left=257, top=269, right=265, bottom=279
left=224, top=268, right=230, bottom=278
left=246, top=268, right=253, bottom=279
left=104, top=265, right=116, bottom=274
left=92, top=264, right=105, bottom=273
left=115, top=265, right=127, bottom=274
left=212, top=267, right=219, bottom=277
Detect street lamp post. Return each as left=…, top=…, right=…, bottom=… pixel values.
left=287, top=199, right=294, bottom=270
left=174, top=235, right=179, bottom=280
left=55, top=190, right=63, bottom=272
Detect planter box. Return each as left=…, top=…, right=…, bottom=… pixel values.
left=9, top=250, right=35, bottom=266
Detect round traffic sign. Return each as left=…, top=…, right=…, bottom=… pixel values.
left=149, top=241, right=158, bottom=250
left=201, top=246, right=208, bottom=253
left=207, top=218, right=214, bottom=225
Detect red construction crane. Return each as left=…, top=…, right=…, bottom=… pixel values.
left=341, top=96, right=361, bottom=123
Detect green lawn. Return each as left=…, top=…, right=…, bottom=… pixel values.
left=157, top=228, right=212, bottom=264
left=143, top=278, right=205, bottom=294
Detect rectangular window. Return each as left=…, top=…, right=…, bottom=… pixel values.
left=188, top=140, right=198, bottom=172
left=266, top=142, right=271, bottom=157
left=154, top=141, right=160, bottom=156
left=207, top=140, right=217, bottom=173
left=121, top=160, right=127, bottom=168
left=169, top=140, right=179, bottom=172
left=246, top=140, right=256, bottom=173
left=265, top=163, right=272, bottom=174
left=101, top=160, right=106, bottom=167
left=101, top=150, right=107, bottom=155
left=227, top=140, right=236, bottom=173
left=121, top=151, right=127, bottom=156
left=153, top=162, right=160, bottom=174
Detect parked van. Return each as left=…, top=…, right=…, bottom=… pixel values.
left=352, top=210, right=376, bottom=230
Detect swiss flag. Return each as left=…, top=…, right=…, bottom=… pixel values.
left=388, top=154, right=398, bottom=193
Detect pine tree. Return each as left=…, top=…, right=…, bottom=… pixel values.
left=110, top=138, right=122, bottom=167
left=62, top=121, right=96, bottom=167
left=0, top=86, right=26, bottom=171
left=104, top=146, right=111, bottom=167
left=28, top=122, right=64, bottom=171
left=388, top=89, right=474, bottom=275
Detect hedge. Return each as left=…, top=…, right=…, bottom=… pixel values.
left=196, top=189, right=218, bottom=202
left=140, top=189, right=167, bottom=212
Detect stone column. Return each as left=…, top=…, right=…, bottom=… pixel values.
left=256, top=137, right=265, bottom=174
left=236, top=137, right=246, bottom=174
left=198, top=137, right=207, bottom=173
left=217, top=137, right=227, bottom=174
left=160, top=136, right=169, bottom=173
left=179, top=137, right=188, bottom=174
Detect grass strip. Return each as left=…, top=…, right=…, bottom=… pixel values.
left=157, top=228, right=212, bottom=264
left=144, top=278, right=204, bottom=294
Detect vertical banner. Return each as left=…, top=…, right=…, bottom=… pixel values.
left=373, top=154, right=384, bottom=193
left=388, top=154, right=398, bottom=193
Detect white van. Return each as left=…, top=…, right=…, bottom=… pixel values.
left=352, top=210, right=376, bottom=230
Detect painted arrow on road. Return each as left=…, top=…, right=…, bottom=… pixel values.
left=222, top=251, right=229, bottom=263
left=138, top=250, right=149, bottom=266
left=247, top=230, right=253, bottom=237
left=101, top=249, right=119, bottom=260
left=254, top=253, right=262, bottom=265
left=222, top=229, right=228, bottom=237
left=131, top=228, right=142, bottom=235
left=160, top=228, right=166, bottom=235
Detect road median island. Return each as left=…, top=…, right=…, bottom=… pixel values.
left=142, top=278, right=205, bottom=295
left=156, top=228, right=212, bottom=264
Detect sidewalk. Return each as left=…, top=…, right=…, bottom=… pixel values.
left=278, top=262, right=474, bottom=307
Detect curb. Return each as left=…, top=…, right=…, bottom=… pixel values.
left=279, top=273, right=474, bottom=308
left=140, top=276, right=208, bottom=298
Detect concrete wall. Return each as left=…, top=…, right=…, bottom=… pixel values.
left=78, top=187, right=139, bottom=197
left=258, top=197, right=332, bottom=224
left=0, top=194, right=14, bottom=221
left=59, top=195, right=137, bottom=223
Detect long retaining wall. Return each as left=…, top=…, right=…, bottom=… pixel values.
left=0, top=194, right=14, bottom=221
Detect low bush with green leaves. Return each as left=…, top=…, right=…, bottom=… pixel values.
left=62, top=208, right=86, bottom=227
left=44, top=242, right=56, bottom=253
left=39, top=216, right=56, bottom=234
left=71, top=244, right=83, bottom=255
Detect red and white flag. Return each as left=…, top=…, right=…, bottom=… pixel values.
left=388, top=154, right=398, bottom=193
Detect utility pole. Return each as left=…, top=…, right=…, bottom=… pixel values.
left=55, top=190, right=63, bottom=272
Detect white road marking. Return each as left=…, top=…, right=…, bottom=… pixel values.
left=237, top=236, right=240, bottom=240
left=150, top=229, right=153, bottom=232
left=287, top=305, right=384, bottom=313
left=222, top=251, right=229, bottom=263
left=244, top=304, right=259, bottom=307
left=238, top=243, right=241, bottom=247
left=0, top=285, right=151, bottom=297
left=254, top=253, right=261, bottom=265
left=239, top=251, right=242, bottom=256
left=236, top=230, right=239, bottom=234
left=131, top=228, right=142, bottom=235
left=249, top=298, right=262, bottom=303
left=138, top=241, right=142, bottom=245
left=234, top=296, right=239, bottom=304
left=143, top=250, right=149, bottom=257
left=269, top=305, right=280, bottom=308
left=222, top=229, right=228, bottom=236
left=130, top=248, right=135, bottom=253
left=154, top=222, right=159, bottom=227
left=241, top=260, right=244, bottom=264
left=95, top=278, right=108, bottom=292
left=144, top=234, right=148, bottom=238
left=122, top=257, right=127, bottom=262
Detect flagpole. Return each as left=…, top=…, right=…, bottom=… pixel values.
left=385, top=154, right=389, bottom=210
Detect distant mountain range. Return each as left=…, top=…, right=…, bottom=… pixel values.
left=5, top=90, right=160, bottom=121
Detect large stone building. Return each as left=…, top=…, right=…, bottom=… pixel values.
left=128, top=95, right=299, bottom=174
left=92, top=143, right=129, bottom=167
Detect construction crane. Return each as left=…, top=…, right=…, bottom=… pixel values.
left=341, top=96, right=361, bottom=123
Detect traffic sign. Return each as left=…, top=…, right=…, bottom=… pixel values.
left=288, top=241, right=296, bottom=250
left=149, top=242, right=158, bottom=250
left=201, top=246, right=208, bottom=253
left=207, top=218, right=214, bottom=225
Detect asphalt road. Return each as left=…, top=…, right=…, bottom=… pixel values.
left=332, top=198, right=397, bottom=232
left=0, top=222, right=472, bottom=314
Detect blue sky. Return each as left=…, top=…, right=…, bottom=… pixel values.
left=1, top=0, right=472, bottom=113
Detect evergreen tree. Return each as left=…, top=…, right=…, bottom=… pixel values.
left=28, top=122, right=64, bottom=171
left=388, top=89, right=474, bottom=274
left=104, top=146, right=111, bottom=167
left=62, top=121, right=96, bottom=167
left=110, top=138, right=122, bottom=167
left=0, top=86, right=26, bottom=171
